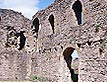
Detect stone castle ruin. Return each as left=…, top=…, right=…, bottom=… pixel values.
left=0, top=0, right=107, bottom=82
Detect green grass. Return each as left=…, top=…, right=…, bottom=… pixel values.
left=31, top=75, right=46, bottom=82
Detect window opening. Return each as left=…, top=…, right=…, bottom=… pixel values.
left=48, top=14, right=55, bottom=33
left=18, top=31, right=26, bottom=50
left=33, top=18, right=39, bottom=32
left=0, top=17, right=1, bottom=21
left=72, top=0, right=83, bottom=25
left=32, top=18, right=39, bottom=39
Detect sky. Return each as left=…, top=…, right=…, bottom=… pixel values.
left=39, top=0, right=54, bottom=9
left=72, top=50, right=78, bottom=60
left=0, top=0, right=54, bottom=19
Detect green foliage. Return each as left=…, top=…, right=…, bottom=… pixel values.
left=32, top=75, right=46, bottom=82
left=95, top=25, right=99, bottom=32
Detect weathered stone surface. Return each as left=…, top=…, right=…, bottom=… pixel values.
left=31, top=0, right=107, bottom=82
left=0, top=0, right=107, bottom=82
left=0, top=9, right=32, bottom=80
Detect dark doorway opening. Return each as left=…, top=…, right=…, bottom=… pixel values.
left=72, top=0, right=82, bottom=25
left=48, top=14, right=55, bottom=33
left=63, top=47, right=78, bottom=82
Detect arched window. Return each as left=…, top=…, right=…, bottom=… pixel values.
left=32, top=18, right=39, bottom=39
left=48, top=14, right=55, bottom=33
left=0, top=17, right=1, bottom=21
left=72, top=0, right=83, bottom=25
left=63, top=47, right=78, bottom=82
left=18, top=31, right=26, bottom=50
left=33, top=18, right=39, bottom=33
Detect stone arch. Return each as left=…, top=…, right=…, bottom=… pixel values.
left=63, top=46, right=79, bottom=82
left=48, top=14, right=55, bottom=33
left=72, top=0, right=83, bottom=25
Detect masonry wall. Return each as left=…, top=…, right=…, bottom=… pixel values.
left=0, top=9, right=32, bottom=80
left=0, top=0, right=107, bottom=81
left=32, top=0, right=107, bottom=82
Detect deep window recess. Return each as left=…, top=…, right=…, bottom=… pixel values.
left=89, top=0, right=94, bottom=1
left=32, top=18, right=39, bottom=38
left=48, top=14, right=55, bottom=33
left=0, top=17, right=1, bottom=21
left=72, top=0, right=82, bottom=25
left=32, top=18, right=41, bottom=52
left=63, top=47, right=78, bottom=82
left=18, top=31, right=26, bottom=50
left=33, top=18, right=39, bottom=32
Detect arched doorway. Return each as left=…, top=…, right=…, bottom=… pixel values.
left=48, top=14, right=55, bottom=33
left=72, top=0, right=83, bottom=25
left=63, top=47, right=78, bottom=82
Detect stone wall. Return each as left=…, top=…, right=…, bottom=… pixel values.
left=0, top=9, right=32, bottom=80
left=0, top=0, right=107, bottom=81
left=32, top=0, right=107, bottom=82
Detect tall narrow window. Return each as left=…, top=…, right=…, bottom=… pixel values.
left=63, top=47, right=78, bottom=82
left=72, top=0, right=82, bottom=25
left=0, top=17, right=1, bottom=21
left=32, top=18, right=40, bottom=52
left=33, top=18, right=39, bottom=33
left=18, top=31, right=26, bottom=50
left=32, top=18, right=39, bottom=38
left=48, top=14, right=55, bottom=33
